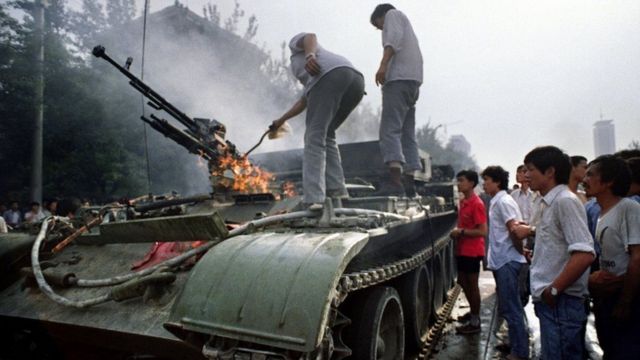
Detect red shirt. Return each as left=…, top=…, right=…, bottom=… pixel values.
left=456, top=192, right=487, bottom=257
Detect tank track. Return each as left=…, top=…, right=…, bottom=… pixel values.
left=334, top=235, right=451, bottom=306
left=320, top=235, right=455, bottom=359
left=419, top=284, right=461, bottom=359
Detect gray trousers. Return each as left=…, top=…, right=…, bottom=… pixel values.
left=379, top=80, right=422, bottom=172
left=303, top=67, right=364, bottom=203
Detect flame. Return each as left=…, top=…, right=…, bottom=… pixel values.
left=211, top=153, right=274, bottom=193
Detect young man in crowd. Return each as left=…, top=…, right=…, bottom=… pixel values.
left=2, top=201, right=22, bottom=228
left=24, top=201, right=45, bottom=223
left=569, top=155, right=588, bottom=203
left=449, top=170, right=487, bottom=334
left=583, top=155, right=640, bottom=359
left=510, top=165, right=537, bottom=223
left=513, top=146, right=594, bottom=360
left=482, top=166, right=528, bottom=360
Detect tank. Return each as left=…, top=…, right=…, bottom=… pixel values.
left=0, top=47, right=459, bottom=360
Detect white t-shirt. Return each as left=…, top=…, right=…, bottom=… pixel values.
left=595, top=198, right=640, bottom=276
left=381, top=10, right=423, bottom=84
left=487, top=190, right=526, bottom=270
left=288, top=33, right=360, bottom=97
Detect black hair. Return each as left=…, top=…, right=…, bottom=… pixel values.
left=456, top=169, right=479, bottom=187
left=614, top=149, right=640, bottom=160
left=516, top=164, right=526, bottom=172
left=370, top=4, right=396, bottom=25
left=628, top=157, right=640, bottom=185
left=30, top=201, right=40, bottom=207
left=589, top=155, right=631, bottom=197
left=523, top=146, right=571, bottom=185
left=481, top=166, right=509, bottom=191
left=58, top=197, right=82, bottom=217
left=570, top=155, right=587, bottom=167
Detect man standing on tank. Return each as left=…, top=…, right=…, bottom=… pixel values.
left=370, top=4, right=423, bottom=197
left=450, top=170, right=487, bottom=334
left=271, top=33, right=365, bottom=209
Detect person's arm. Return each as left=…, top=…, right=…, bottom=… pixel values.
left=542, top=251, right=594, bottom=306
left=507, top=219, right=524, bottom=254
left=375, top=46, right=395, bottom=86
left=451, top=222, right=487, bottom=239
left=613, top=246, right=640, bottom=322
left=299, top=33, right=321, bottom=76
left=271, top=97, right=307, bottom=130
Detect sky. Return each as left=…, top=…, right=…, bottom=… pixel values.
left=79, top=0, right=640, bottom=183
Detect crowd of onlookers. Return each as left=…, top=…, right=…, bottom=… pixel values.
left=451, top=146, right=640, bottom=360
left=0, top=197, right=90, bottom=233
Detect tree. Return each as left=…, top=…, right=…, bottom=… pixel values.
left=415, top=122, right=478, bottom=173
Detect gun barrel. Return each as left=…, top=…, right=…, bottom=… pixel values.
left=142, top=115, right=215, bottom=160
left=133, top=193, right=214, bottom=213
left=93, top=45, right=197, bottom=134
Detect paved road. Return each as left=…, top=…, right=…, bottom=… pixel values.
left=432, top=269, right=603, bottom=360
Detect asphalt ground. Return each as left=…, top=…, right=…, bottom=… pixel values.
left=431, top=269, right=603, bottom=360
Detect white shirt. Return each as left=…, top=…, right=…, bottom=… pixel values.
left=381, top=10, right=423, bottom=84
left=510, top=187, right=537, bottom=223
left=289, top=33, right=360, bottom=97
left=487, top=190, right=526, bottom=270
left=530, top=185, right=595, bottom=301
left=595, top=198, right=640, bottom=276
left=0, top=217, right=7, bottom=233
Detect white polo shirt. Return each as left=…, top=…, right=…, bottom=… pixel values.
left=487, top=190, right=526, bottom=270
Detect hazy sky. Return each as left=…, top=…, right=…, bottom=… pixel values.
left=138, top=0, right=639, bottom=182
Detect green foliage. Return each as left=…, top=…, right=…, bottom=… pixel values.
left=0, top=0, right=145, bottom=203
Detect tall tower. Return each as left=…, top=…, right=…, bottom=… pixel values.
left=593, top=119, right=616, bottom=157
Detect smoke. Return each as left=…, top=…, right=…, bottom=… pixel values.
left=92, top=4, right=380, bottom=196
left=94, top=5, right=308, bottom=195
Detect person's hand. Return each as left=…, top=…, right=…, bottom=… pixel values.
left=304, top=54, right=321, bottom=76
left=375, top=64, right=387, bottom=86
left=449, top=228, right=461, bottom=240
left=523, top=247, right=533, bottom=264
left=542, top=286, right=557, bottom=308
left=270, top=118, right=286, bottom=131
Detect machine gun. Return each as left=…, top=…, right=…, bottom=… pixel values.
left=91, top=45, right=240, bottom=163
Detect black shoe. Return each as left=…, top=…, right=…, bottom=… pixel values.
left=495, top=343, right=511, bottom=354
left=457, top=312, right=472, bottom=323
left=402, top=174, right=416, bottom=197
left=456, top=323, right=481, bottom=334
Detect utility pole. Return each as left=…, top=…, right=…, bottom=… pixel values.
left=30, top=0, right=46, bottom=203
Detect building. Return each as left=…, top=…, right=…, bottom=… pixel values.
left=593, top=120, right=616, bottom=156
left=448, top=134, right=471, bottom=155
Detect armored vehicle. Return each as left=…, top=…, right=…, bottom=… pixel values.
left=0, top=47, right=458, bottom=360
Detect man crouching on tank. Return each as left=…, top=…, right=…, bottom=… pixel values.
left=270, top=33, right=365, bottom=210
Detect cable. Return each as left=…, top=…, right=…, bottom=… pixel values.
left=140, top=0, right=152, bottom=193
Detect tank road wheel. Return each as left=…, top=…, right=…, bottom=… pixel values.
left=352, top=286, right=405, bottom=360
left=398, top=265, right=433, bottom=351
left=430, top=255, right=445, bottom=314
